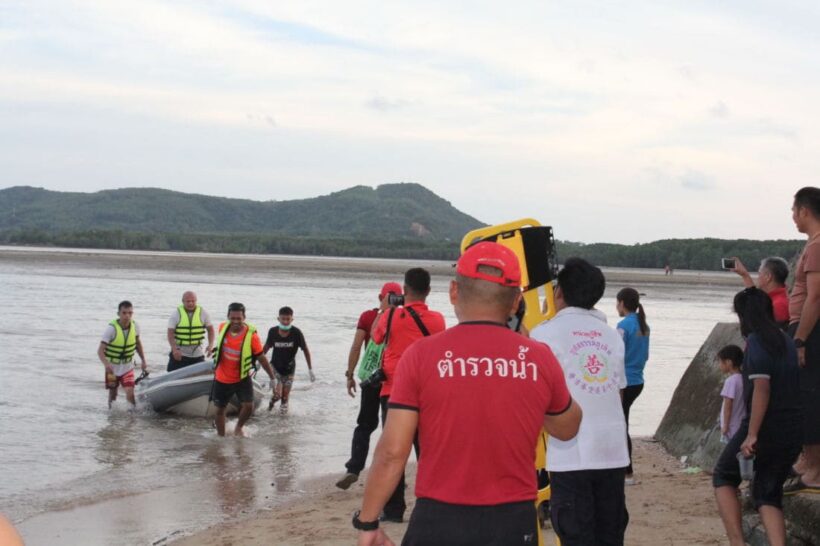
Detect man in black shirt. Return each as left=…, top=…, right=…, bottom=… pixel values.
left=263, top=306, right=314, bottom=411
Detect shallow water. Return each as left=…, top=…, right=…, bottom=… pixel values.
left=0, top=247, right=737, bottom=545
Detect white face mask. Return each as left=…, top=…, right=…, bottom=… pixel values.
left=278, top=322, right=292, bottom=331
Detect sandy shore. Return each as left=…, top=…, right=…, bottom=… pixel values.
left=172, top=438, right=725, bottom=546
left=0, top=246, right=741, bottom=286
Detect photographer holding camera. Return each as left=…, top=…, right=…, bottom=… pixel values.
left=369, top=267, right=446, bottom=523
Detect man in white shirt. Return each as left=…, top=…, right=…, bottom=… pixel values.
left=530, top=257, right=629, bottom=545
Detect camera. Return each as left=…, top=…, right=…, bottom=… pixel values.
left=360, top=367, right=386, bottom=389
left=721, top=258, right=736, bottom=270
left=387, top=293, right=405, bottom=307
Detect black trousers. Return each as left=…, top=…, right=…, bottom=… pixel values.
left=621, top=383, right=644, bottom=475
left=380, top=395, right=420, bottom=518
left=789, top=321, right=820, bottom=444
left=344, top=383, right=382, bottom=475
left=549, top=468, right=628, bottom=546
left=402, top=498, right=537, bottom=546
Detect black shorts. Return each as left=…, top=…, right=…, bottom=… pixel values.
left=789, top=321, right=820, bottom=444
left=273, top=360, right=296, bottom=377
left=712, top=420, right=801, bottom=509
left=402, top=498, right=537, bottom=546
left=211, top=377, right=254, bottom=408
left=167, top=352, right=205, bottom=372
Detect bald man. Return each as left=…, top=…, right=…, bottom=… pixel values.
left=167, top=291, right=215, bottom=372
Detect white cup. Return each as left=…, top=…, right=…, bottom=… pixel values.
left=736, top=452, right=755, bottom=481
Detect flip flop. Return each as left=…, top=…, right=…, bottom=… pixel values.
left=783, top=479, right=820, bottom=496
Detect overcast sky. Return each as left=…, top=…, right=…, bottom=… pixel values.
left=1, top=1, right=818, bottom=243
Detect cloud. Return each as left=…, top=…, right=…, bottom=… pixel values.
left=365, top=96, right=411, bottom=112
left=680, top=169, right=716, bottom=191
left=709, top=100, right=729, bottom=118
left=245, top=113, right=277, bottom=127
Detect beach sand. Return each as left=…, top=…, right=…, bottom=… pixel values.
left=173, top=438, right=725, bottom=546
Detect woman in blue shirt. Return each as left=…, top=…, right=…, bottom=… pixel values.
left=616, top=287, right=650, bottom=484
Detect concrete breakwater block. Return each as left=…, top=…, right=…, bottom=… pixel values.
left=655, top=322, right=743, bottom=470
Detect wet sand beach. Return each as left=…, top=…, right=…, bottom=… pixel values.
left=173, top=438, right=726, bottom=546
left=0, top=246, right=740, bottom=286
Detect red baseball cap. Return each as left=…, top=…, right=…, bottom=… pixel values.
left=456, top=242, right=521, bottom=287
left=379, top=282, right=403, bottom=298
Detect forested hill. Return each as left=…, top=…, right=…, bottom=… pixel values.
left=0, top=184, right=805, bottom=266
left=0, top=183, right=481, bottom=242
left=560, top=238, right=805, bottom=272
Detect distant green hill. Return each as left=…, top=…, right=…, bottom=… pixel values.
left=0, top=183, right=482, bottom=242
left=0, top=184, right=804, bottom=266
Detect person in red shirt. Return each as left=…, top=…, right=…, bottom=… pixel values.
left=353, top=242, right=582, bottom=546
left=211, top=302, right=274, bottom=437
left=729, top=256, right=790, bottom=327
left=368, top=268, right=446, bottom=522
left=336, top=281, right=403, bottom=490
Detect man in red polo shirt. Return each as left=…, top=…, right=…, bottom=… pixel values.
left=354, top=242, right=582, bottom=546
left=368, top=267, right=446, bottom=522
left=730, top=256, right=790, bottom=326
left=336, top=281, right=404, bottom=490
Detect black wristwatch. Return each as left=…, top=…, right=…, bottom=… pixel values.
left=352, top=510, right=379, bottom=531
left=794, top=338, right=806, bottom=349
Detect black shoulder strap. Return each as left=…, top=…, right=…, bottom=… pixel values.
left=382, top=307, right=397, bottom=346
left=405, top=306, right=431, bottom=337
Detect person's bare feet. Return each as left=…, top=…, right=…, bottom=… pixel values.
left=234, top=427, right=246, bottom=437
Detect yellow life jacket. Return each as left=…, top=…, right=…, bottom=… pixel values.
left=174, top=305, right=206, bottom=346
left=213, top=322, right=257, bottom=379
left=104, top=320, right=137, bottom=364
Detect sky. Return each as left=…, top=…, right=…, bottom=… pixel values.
left=1, top=0, right=818, bottom=243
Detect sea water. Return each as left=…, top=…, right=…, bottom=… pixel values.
left=0, top=247, right=737, bottom=545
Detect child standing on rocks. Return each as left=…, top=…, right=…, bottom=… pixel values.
left=717, top=344, right=746, bottom=443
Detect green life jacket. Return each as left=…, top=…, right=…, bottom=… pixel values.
left=104, top=320, right=137, bottom=364
left=174, top=305, right=206, bottom=346
left=213, top=323, right=257, bottom=380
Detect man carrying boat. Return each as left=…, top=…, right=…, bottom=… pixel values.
left=167, top=291, right=215, bottom=372
left=212, top=302, right=275, bottom=437
left=354, top=243, right=581, bottom=545
left=97, top=300, right=148, bottom=409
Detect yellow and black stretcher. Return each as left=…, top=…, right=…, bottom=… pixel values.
left=460, top=218, right=560, bottom=546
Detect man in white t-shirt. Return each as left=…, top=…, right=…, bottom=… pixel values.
left=530, top=257, right=629, bottom=545
left=166, top=291, right=215, bottom=372
left=97, top=300, right=148, bottom=408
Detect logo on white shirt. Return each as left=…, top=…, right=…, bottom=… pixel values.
left=566, top=334, right=621, bottom=394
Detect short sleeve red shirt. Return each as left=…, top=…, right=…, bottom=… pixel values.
left=767, top=287, right=789, bottom=324
left=215, top=323, right=264, bottom=384
left=371, top=302, right=446, bottom=397
left=388, top=322, right=572, bottom=506
left=356, top=309, right=379, bottom=344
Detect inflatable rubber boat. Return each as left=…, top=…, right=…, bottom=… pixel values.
left=136, top=360, right=266, bottom=417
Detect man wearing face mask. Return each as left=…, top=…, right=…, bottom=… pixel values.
left=264, top=306, right=314, bottom=411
